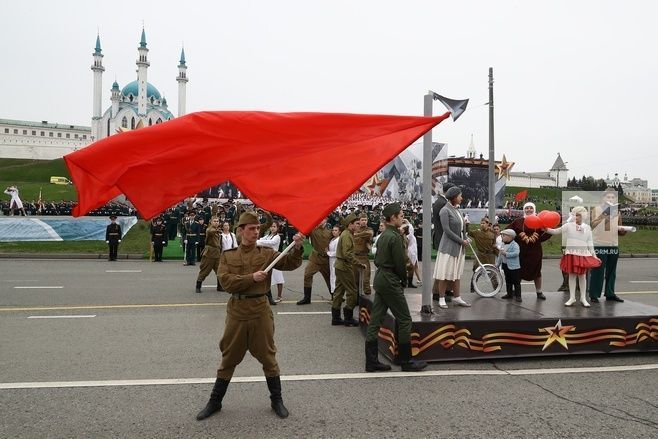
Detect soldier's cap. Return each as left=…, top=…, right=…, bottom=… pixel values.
left=195, top=215, right=204, bottom=221
left=500, top=229, right=516, bottom=238
left=109, top=215, right=117, bottom=220
left=382, top=202, right=402, bottom=218
left=342, top=213, right=358, bottom=226
left=155, top=216, right=163, bottom=222
left=237, top=211, right=260, bottom=227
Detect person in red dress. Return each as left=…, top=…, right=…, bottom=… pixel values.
left=507, top=202, right=552, bottom=300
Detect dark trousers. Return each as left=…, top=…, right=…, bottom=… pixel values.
left=589, top=246, right=619, bottom=298
left=366, top=270, right=412, bottom=344
left=108, top=242, right=119, bottom=260
left=153, top=243, right=164, bottom=261
left=185, top=242, right=197, bottom=265
left=502, top=264, right=521, bottom=297
left=197, top=243, right=205, bottom=261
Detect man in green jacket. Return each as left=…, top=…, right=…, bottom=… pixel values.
left=331, top=213, right=363, bottom=326
left=365, top=203, right=427, bottom=372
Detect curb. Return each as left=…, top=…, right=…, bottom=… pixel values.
left=0, top=253, right=145, bottom=260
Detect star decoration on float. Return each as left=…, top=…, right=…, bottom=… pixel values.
left=495, top=154, right=514, bottom=179
left=540, top=319, right=575, bottom=351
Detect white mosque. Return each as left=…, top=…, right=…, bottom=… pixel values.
left=0, top=29, right=188, bottom=159
left=91, top=28, right=188, bottom=141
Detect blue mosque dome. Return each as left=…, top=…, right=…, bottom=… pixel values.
left=121, top=81, right=162, bottom=100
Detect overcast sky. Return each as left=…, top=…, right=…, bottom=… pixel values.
left=2, top=1, right=657, bottom=187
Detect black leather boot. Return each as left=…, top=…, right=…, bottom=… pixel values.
left=296, top=287, right=311, bottom=305
left=331, top=308, right=344, bottom=326
left=343, top=307, right=359, bottom=327
left=195, top=281, right=202, bottom=294
left=196, top=378, right=230, bottom=420
left=266, top=376, right=289, bottom=419
left=365, top=340, right=391, bottom=372
left=267, top=290, right=277, bottom=306
left=396, top=343, right=427, bottom=372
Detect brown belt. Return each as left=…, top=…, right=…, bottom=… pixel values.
left=232, top=293, right=266, bottom=300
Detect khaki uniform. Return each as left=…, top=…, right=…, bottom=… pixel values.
left=467, top=229, right=497, bottom=269
left=303, top=226, right=332, bottom=290
left=216, top=243, right=303, bottom=380
left=332, top=229, right=359, bottom=310
left=353, top=227, right=374, bottom=295
left=197, top=225, right=221, bottom=283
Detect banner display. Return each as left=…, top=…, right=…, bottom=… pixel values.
left=0, top=216, right=138, bottom=242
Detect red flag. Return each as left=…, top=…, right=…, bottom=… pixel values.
left=514, top=189, right=528, bottom=202
left=64, top=111, right=449, bottom=234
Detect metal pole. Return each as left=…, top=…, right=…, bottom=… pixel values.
left=488, top=68, right=495, bottom=222
left=421, top=92, right=433, bottom=312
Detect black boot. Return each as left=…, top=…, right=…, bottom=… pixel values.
left=407, top=276, right=416, bottom=288
left=343, top=307, right=359, bottom=327
left=396, top=343, right=427, bottom=372
left=515, top=291, right=523, bottom=302
left=297, top=287, right=311, bottom=305
left=266, top=376, right=289, bottom=419
left=196, top=377, right=230, bottom=420
left=195, top=280, right=202, bottom=294
left=331, top=308, right=344, bottom=326
left=267, top=290, right=277, bottom=306
left=365, top=340, right=391, bottom=372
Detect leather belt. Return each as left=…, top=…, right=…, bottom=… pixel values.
left=232, top=293, right=267, bottom=300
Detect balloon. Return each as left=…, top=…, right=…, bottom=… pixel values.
left=538, top=210, right=561, bottom=228
left=524, top=214, right=543, bottom=229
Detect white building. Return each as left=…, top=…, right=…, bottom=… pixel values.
left=507, top=153, right=569, bottom=188
left=605, top=173, right=652, bottom=204
left=93, top=29, right=188, bottom=141
left=0, top=29, right=188, bottom=160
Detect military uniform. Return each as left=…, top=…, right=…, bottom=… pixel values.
left=167, top=208, right=180, bottom=241
left=150, top=219, right=168, bottom=262
left=365, top=203, right=427, bottom=372
left=299, top=223, right=332, bottom=304
left=182, top=214, right=200, bottom=265
left=105, top=216, right=122, bottom=261
left=331, top=214, right=361, bottom=326
left=196, top=221, right=221, bottom=293
left=196, top=211, right=302, bottom=422
left=196, top=219, right=208, bottom=261
left=353, top=224, right=374, bottom=295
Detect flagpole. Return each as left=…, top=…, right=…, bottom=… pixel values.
left=420, top=92, right=433, bottom=314
left=488, top=67, right=496, bottom=221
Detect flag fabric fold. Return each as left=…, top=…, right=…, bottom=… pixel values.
left=64, top=111, right=449, bottom=234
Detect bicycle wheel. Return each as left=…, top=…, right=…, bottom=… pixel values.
left=472, top=264, right=503, bottom=297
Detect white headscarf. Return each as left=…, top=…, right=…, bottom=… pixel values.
left=523, top=202, right=536, bottom=218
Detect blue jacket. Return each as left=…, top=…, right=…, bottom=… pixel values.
left=496, top=240, right=520, bottom=270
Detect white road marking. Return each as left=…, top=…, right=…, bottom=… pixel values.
left=1, top=364, right=656, bottom=390
left=628, top=281, right=658, bottom=283
left=105, top=270, right=142, bottom=273
left=201, top=285, right=218, bottom=288
left=27, top=315, right=96, bottom=319
left=14, top=286, right=63, bottom=289
left=277, top=311, right=332, bottom=315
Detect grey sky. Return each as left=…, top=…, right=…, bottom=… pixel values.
left=2, top=0, right=657, bottom=187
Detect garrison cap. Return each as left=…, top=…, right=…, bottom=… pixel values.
left=343, top=213, right=358, bottom=226
left=382, top=202, right=402, bottom=218
left=238, top=211, right=259, bottom=227
left=109, top=215, right=117, bottom=220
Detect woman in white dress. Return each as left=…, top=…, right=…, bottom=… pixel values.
left=325, top=226, right=341, bottom=295
left=257, top=221, right=285, bottom=302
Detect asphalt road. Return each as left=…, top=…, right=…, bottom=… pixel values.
left=1, top=258, right=657, bottom=438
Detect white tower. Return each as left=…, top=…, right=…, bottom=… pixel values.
left=91, top=34, right=105, bottom=141
left=136, top=28, right=150, bottom=119
left=176, top=47, right=188, bottom=116
left=109, top=80, right=121, bottom=136
left=466, top=134, right=476, bottom=159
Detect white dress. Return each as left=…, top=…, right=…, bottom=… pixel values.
left=326, top=237, right=339, bottom=293
left=433, top=210, right=466, bottom=281
left=407, top=232, right=418, bottom=265
left=257, top=233, right=284, bottom=285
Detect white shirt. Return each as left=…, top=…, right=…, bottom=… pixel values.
left=546, top=223, right=596, bottom=256
left=220, top=232, right=237, bottom=251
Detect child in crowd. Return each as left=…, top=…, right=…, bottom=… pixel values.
left=545, top=206, right=601, bottom=307
left=496, top=229, right=522, bottom=302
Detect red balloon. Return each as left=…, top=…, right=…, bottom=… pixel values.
left=524, top=214, right=543, bottom=229
left=538, top=210, right=561, bottom=228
